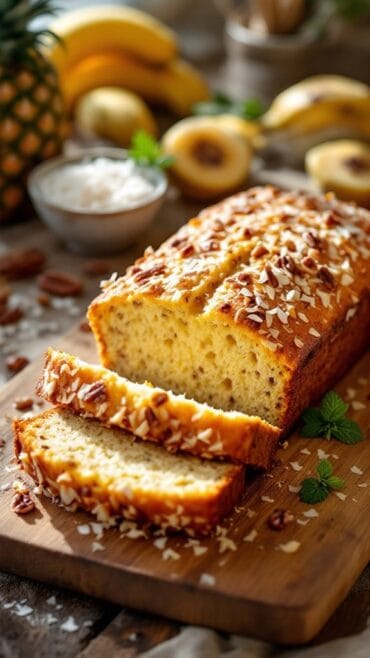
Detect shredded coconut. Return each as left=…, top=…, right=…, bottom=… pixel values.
left=39, top=157, right=157, bottom=212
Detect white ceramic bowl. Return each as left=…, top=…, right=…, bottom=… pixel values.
left=27, top=147, right=168, bottom=256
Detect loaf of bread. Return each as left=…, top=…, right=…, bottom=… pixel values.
left=88, top=186, right=370, bottom=430
left=37, top=348, right=280, bottom=468
left=14, top=408, right=244, bottom=535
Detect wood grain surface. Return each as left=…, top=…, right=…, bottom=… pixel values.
left=0, top=324, right=368, bottom=645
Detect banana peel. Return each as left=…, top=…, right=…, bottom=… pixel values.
left=44, top=4, right=178, bottom=70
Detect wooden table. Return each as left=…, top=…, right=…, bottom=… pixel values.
left=1, top=173, right=370, bottom=657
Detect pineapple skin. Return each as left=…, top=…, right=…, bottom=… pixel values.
left=0, top=55, right=68, bottom=223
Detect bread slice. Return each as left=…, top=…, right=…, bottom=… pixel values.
left=37, top=348, right=280, bottom=469
left=88, top=186, right=370, bottom=430
left=14, top=408, right=245, bottom=535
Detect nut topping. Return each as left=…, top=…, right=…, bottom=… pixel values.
left=12, top=491, right=35, bottom=515
left=83, top=260, right=111, bottom=277
left=251, top=243, right=269, bottom=259
left=152, top=392, right=168, bottom=406
left=268, top=508, right=295, bottom=531
left=318, top=266, right=336, bottom=289
left=82, top=381, right=107, bottom=403
left=0, top=306, right=23, bottom=325
left=0, top=247, right=45, bottom=280
left=304, top=231, right=322, bottom=249
left=14, top=397, right=34, bottom=411
left=38, top=270, right=83, bottom=297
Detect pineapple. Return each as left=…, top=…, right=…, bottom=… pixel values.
left=0, top=0, right=67, bottom=223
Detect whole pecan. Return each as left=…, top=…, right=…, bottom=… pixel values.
left=82, top=381, right=107, bottom=403
left=38, top=270, right=83, bottom=297
left=268, top=508, right=295, bottom=531
left=0, top=248, right=45, bottom=279
left=0, top=306, right=23, bottom=325
left=12, top=491, right=35, bottom=514
left=6, top=355, right=29, bottom=373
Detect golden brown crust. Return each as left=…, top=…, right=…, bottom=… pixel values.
left=14, top=409, right=245, bottom=536
left=37, top=348, right=280, bottom=469
left=88, top=186, right=370, bottom=428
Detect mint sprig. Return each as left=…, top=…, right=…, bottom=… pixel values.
left=193, top=92, right=264, bottom=120
left=128, top=130, right=174, bottom=169
left=301, top=391, right=363, bottom=444
left=299, top=459, right=345, bottom=504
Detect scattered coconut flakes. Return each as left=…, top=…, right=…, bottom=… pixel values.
left=351, top=401, right=366, bottom=411
left=352, top=498, right=358, bottom=503
left=350, top=466, right=363, bottom=475
left=3, top=601, right=16, bottom=609
left=335, top=492, right=347, bottom=501
left=162, top=548, right=180, bottom=561
left=346, top=388, right=356, bottom=400
left=90, top=522, right=104, bottom=539
left=318, top=448, right=330, bottom=459
left=153, top=536, right=167, bottom=550
left=92, top=541, right=105, bottom=552
left=300, top=448, right=311, bottom=455
left=46, top=614, right=58, bottom=625
left=246, top=508, right=256, bottom=518
left=277, top=540, right=300, bottom=554
left=358, top=483, right=368, bottom=488
left=76, top=524, right=90, bottom=536
left=5, top=464, right=19, bottom=473
left=244, top=529, right=258, bottom=543
left=193, top=545, right=208, bottom=557
left=46, top=596, right=56, bottom=606
left=303, top=508, right=319, bottom=518
left=14, top=603, right=33, bottom=617
left=56, top=604, right=63, bottom=611
left=288, top=484, right=300, bottom=493
left=290, top=461, right=302, bottom=472
left=331, top=453, right=339, bottom=460
left=217, top=535, right=237, bottom=554
left=1, top=482, right=11, bottom=491
left=297, top=519, right=310, bottom=526
left=358, top=377, right=368, bottom=386
left=60, top=616, right=79, bottom=633
left=261, top=495, right=275, bottom=503
left=83, top=620, right=93, bottom=627
left=199, top=573, right=215, bottom=587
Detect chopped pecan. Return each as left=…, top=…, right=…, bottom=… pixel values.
left=265, top=266, right=279, bottom=287
left=82, top=381, right=107, bottom=403
left=276, top=255, right=299, bottom=274
left=325, top=212, right=341, bottom=228
left=304, top=231, right=322, bottom=249
left=6, top=355, right=29, bottom=373
left=37, top=292, right=51, bottom=307
left=0, top=306, right=23, bottom=325
left=243, top=227, right=253, bottom=239
left=152, top=392, right=168, bottom=407
left=0, top=248, right=45, bottom=280
left=134, top=264, right=166, bottom=283
left=180, top=244, right=195, bottom=258
left=38, top=270, right=83, bottom=297
left=318, top=266, right=336, bottom=289
left=268, top=508, right=295, bottom=531
left=14, top=397, right=34, bottom=411
left=144, top=407, right=156, bottom=423
left=301, top=256, right=317, bottom=270
left=12, top=491, right=35, bottom=515
left=236, top=272, right=252, bottom=284
left=219, top=302, right=232, bottom=313
left=0, top=278, right=11, bottom=308
left=251, top=243, right=269, bottom=259
left=79, top=320, right=92, bottom=333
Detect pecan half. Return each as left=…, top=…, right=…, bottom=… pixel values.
left=0, top=248, right=45, bottom=280
left=12, top=491, right=35, bottom=515
left=6, top=355, right=29, bottom=373
left=134, top=264, right=166, bottom=283
left=268, top=508, right=295, bottom=531
left=14, top=397, right=34, bottom=411
left=38, top=270, right=83, bottom=297
left=304, top=231, right=322, bottom=249
left=82, top=381, right=107, bottom=403
left=0, top=306, right=23, bottom=325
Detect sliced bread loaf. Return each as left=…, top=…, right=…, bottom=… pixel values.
left=14, top=408, right=245, bottom=535
left=37, top=348, right=280, bottom=469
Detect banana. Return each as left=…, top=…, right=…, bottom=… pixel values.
left=162, top=116, right=252, bottom=200
left=306, top=140, right=370, bottom=208
left=263, top=75, right=370, bottom=131
left=44, top=5, right=177, bottom=71
left=75, top=87, right=157, bottom=146
left=61, top=53, right=210, bottom=116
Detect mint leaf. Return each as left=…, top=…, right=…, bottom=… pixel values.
left=128, top=130, right=174, bottom=169
left=317, top=459, right=333, bottom=480
left=300, top=478, right=328, bottom=504
left=301, top=407, right=325, bottom=437
left=325, top=475, right=346, bottom=490
left=330, top=417, right=363, bottom=444
left=193, top=93, right=264, bottom=120
left=321, top=391, right=348, bottom=422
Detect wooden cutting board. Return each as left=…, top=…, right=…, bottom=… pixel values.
left=0, top=331, right=369, bottom=646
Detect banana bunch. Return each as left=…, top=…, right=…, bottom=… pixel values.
left=262, top=75, right=370, bottom=161
left=43, top=5, right=210, bottom=115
